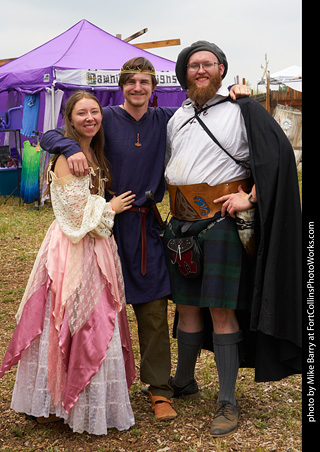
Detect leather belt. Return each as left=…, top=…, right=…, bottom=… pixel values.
left=130, top=206, right=150, bottom=276
left=167, top=179, right=250, bottom=221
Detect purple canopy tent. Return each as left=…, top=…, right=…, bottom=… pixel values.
left=0, top=20, right=186, bottom=200
left=0, top=19, right=185, bottom=133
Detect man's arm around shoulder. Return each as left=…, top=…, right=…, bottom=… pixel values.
left=40, top=128, right=88, bottom=176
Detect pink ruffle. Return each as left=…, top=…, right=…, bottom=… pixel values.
left=0, top=223, right=135, bottom=413
left=0, top=283, right=48, bottom=377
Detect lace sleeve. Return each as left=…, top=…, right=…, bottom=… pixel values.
left=50, top=172, right=115, bottom=243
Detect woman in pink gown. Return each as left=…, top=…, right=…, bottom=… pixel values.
left=0, top=91, right=136, bottom=435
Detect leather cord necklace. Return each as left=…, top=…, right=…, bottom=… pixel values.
left=120, top=104, right=149, bottom=147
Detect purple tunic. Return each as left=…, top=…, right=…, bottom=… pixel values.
left=103, top=106, right=175, bottom=304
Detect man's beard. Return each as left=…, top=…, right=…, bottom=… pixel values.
left=187, top=72, right=222, bottom=106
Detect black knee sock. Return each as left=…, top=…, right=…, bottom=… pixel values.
left=174, top=329, right=204, bottom=387
left=212, top=330, right=243, bottom=406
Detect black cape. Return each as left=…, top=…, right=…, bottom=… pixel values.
left=174, top=97, right=302, bottom=382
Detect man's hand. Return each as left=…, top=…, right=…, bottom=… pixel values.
left=214, top=184, right=253, bottom=218
left=67, top=152, right=89, bottom=177
left=229, top=84, right=251, bottom=101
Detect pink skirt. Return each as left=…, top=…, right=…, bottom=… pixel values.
left=0, top=221, right=136, bottom=435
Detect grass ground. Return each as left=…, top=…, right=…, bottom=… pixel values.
left=0, top=192, right=302, bottom=452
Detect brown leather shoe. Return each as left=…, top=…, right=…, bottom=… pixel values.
left=148, top=392, right=177, bottom=420
left=37, top=414, right=63, bottom=424
left=210, top=401, right=240, bottom=437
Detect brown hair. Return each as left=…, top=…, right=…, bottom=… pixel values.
left=64, top=91, right=112, bottom=192
left=118, top=57, right=158, bottom=91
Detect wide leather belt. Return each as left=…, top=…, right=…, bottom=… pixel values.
left=167, top=179, right=250, bottom=221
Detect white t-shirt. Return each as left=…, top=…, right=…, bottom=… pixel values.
left=165, top=86, right=250, bottom=186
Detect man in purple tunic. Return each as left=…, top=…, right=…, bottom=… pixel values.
left=40, top=56, right=249, bottom=420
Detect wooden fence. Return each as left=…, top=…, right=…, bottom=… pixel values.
left=252, top=87, right=302, bottom=115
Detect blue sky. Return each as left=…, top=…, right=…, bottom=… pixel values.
left=0, top=0, right=301, bottom=90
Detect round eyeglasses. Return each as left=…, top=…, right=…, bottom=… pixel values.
left=187, top=62, right=220, bottom=72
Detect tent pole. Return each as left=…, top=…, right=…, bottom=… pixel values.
left=51, top=85, right=55, bottom=129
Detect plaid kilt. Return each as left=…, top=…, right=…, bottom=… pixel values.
left=164, top=213, right=247, bottom=309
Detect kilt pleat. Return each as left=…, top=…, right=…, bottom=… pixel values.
left=164, top=213, right=244, bottom=309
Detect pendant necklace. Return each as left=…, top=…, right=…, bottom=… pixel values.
left=121, top=103, right=146, bottom=148
left=135, top=133, right=141, bottom=147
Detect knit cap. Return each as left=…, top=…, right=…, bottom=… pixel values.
left=175, top=40, right=228, bottom=89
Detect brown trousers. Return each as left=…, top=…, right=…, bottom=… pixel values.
left=132, top=297, right=173, bottom=399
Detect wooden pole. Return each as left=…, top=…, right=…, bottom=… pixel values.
left=0, top=58, right=16, bottom=66
left=266, top=70, right=270, bottom=113
left=134, top=39, right=181, bottom=49
left=123, top=28, right=148, bottom=42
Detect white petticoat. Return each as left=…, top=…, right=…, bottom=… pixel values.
left=11, top=293, right=135, bottom=435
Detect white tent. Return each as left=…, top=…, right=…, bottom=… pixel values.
left=258, top=65, right=302, bottom=92
left=270, top=65, right=302, bottom=92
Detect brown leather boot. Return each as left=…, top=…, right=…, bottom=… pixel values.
left=148, top=392, right=177, bottom=420
left=210, top=401, right=240, bottom=437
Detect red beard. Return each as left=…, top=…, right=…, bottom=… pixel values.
left=187, top=71, right=222, bottom=106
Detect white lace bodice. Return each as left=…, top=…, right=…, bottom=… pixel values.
left=49, top=171, right=115, bottom=243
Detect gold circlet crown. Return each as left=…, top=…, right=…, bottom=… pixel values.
left=120, top=65, right=156, bottom=76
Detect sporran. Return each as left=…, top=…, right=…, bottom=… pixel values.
left=167, top=236, right=202, bottom=279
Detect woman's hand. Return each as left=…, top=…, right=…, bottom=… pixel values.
left=110, top=191, right=136, bottom=214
